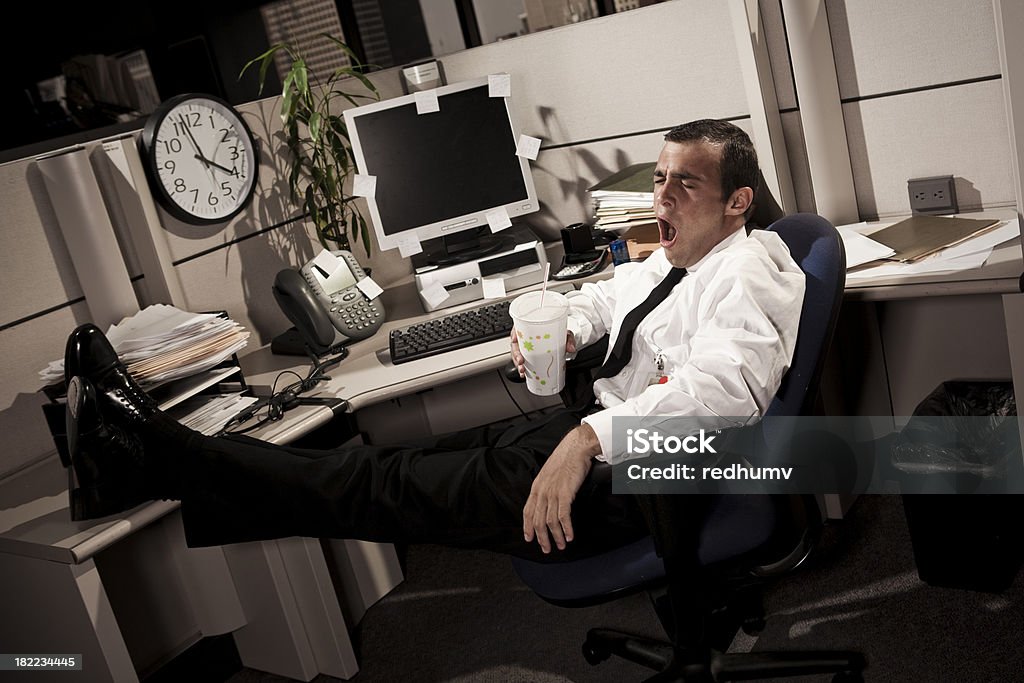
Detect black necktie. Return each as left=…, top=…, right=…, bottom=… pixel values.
left=574, top=267, right=687, bottom=411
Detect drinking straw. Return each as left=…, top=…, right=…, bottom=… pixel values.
left=539, top=262, right=551, bottom=307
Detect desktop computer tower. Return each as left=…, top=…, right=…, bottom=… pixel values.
left=413, top=225, right=548, bottom=312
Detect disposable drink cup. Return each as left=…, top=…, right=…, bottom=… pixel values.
left=509, top=290, right=570, bottom=396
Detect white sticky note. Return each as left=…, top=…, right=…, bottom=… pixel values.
left=312, top=249, right=343, bottom=277
left=488, top=73, right=511, bottom=97
left=515, top=134, right=542, bottom=160
left=422, top=280, right=450, bottom=308
left=414, top=90, right=440, bottom=114
left=481, top=277, right=506, bottom=299
left=486, top=206, right=512, bottom=233
left=397, top=235, right=423, bottom=257
left=353, top=174, right=377, bottom=198
left=356, top=276, right=384, bottom=300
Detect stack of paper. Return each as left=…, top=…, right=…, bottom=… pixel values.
left=589, top=162, right=657, bottom=232
left=841, top=218, right=1020, bottom=283
left=171, top=392, right=260, bottom=436
left=40, top=304, right=250, bottom=388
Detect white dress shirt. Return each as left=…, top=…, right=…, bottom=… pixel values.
left=566, top=228, right=805, bottom=464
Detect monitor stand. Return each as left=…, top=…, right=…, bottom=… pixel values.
left=416, top=226, right=517, bottom=268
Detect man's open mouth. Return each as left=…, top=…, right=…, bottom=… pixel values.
left=658, top=217, right=678, bottom=247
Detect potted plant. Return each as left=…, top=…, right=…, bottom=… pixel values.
left=241, top=34, right=380, bottom=254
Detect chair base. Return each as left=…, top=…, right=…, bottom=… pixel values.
left=583, top=628, right=865, bottom=682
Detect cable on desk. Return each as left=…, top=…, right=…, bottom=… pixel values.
left=219, top=366, right=330, bottom=436
left=497, top=368, right=531, bottom=420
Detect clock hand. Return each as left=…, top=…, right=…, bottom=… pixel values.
left=179, top=115, right=218, bottom=186
left=195, top=155, right=237, bottom=175
left=178, top=115, right=207, bottom=158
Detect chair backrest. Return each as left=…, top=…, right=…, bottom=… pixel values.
left=763, top=214, right=847, bottom=423
left=746, top=213, right=847, bottom=574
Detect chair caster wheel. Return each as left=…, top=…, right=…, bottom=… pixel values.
left=582, top=639, right=611, bottom=665
left=832, top=672, right=863, bottom=683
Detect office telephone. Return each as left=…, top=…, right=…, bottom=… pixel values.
left=272, top=250, right=386, bottom=356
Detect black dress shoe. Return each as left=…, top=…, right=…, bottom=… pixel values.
left=66, top=376, right=154, bottom=521
left=64, top=323, right=158, bottom=429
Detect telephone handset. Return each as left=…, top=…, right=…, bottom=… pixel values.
left=272, top=250, right=386, bottom=355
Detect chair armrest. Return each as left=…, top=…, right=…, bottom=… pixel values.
left=505, top=336, right=609, bottom=384
left=505, top=337, right=610, bottom=408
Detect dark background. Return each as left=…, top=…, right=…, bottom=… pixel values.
left=0, top=0, right=436, bottom=161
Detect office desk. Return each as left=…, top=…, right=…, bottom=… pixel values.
left=844, top=215, right=1022, bottom=301
left=821, top=209, right=1024, bottom=419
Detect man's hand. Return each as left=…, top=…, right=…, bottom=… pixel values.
left=510, top=328, right=576, bottom=379
left=523, top=423, right=601, bottom=553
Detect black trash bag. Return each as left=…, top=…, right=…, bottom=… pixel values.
left=891, top=380, right=1017, bottom=480
left=892, top=380, right=1024, bottom=593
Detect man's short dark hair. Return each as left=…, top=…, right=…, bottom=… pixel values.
left=664, top=119, right=759, bottom=201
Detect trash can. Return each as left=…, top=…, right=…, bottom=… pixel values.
left=891, top=380, right=1024, bottom=593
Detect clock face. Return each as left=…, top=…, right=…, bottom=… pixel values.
left=141, top=94, right=259, bottom=224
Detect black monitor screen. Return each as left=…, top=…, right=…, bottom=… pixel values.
left=353, top=85, right=529, bottom=237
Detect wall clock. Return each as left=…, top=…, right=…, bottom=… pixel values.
left=139, top=93, right=259, bottom=224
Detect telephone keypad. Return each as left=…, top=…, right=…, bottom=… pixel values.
left=298, top=250, right=386, bottom=341
left=336, top=295, right=384, bottom=332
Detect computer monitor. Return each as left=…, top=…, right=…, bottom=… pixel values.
left=343, top=77, right=539, bottom=264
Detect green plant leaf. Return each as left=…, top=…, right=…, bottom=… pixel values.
left=322, top=33, right=360, bottom=63
left=247, top=33, right=374, bottom=255
left=294, top=59, right=309, bottom=97
left=308, top=111, right=322, bottom=142
left=358, top=212, right=371, bottom=253
left=239, top=43, right=287, bottom=93
left=330, top=67, right=378, bottom=96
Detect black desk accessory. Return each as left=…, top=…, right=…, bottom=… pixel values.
left=553, top=249, right=608, bottom=280
left=554, top=223, right=609, bottom=280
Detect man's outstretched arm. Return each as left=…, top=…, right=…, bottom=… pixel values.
left=522, top=423, right=601, bottom=553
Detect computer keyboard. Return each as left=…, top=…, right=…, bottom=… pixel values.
left=389, top=300, right=514, bottom=364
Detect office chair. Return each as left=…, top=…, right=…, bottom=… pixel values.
left=509, top=213, right=864, bottom=681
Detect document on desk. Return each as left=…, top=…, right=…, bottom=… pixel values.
left=172, top=392, right=260, bottom=436
left=845, top=218, right=1019, bottom=282
left=865, top=214, right=1001, bottom=263
left=838, top=224, right=896, bottom=269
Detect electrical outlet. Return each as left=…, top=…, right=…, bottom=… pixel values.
left=908, top=175, right=958, bottom=215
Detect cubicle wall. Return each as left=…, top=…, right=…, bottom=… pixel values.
left=825, top=0, right=1017, bottom=415
left=0, top=0, right=1018, bottom=478
left=827, top=0, right=1012, bottom=219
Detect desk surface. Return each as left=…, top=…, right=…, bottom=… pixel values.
left=236, top=274, right=586, bottom=442
left=843, top=208, right=1022, bottom=300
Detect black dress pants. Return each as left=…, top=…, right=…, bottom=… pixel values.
left=177, top=408, right=650, bottom=562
